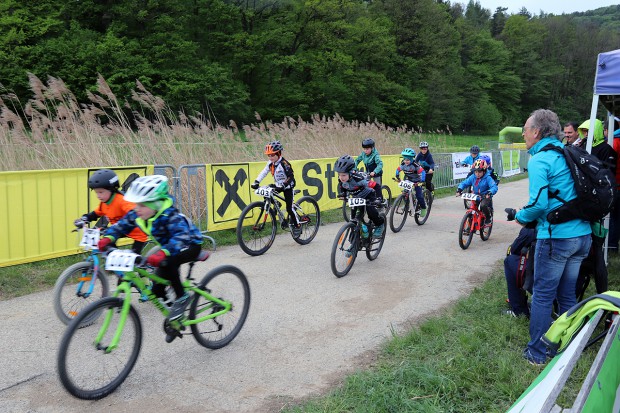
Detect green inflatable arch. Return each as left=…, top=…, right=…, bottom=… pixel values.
left=499, top=126, right=523, bottom=143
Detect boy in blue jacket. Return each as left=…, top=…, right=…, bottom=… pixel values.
left=99, top=175, right=204, bottom=322
left=456, top=159, right=498, bottom=223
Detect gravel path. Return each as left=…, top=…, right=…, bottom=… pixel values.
left=0, top=179, right=529, bottom=413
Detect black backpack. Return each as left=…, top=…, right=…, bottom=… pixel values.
left=540, top=144, right=616, bottom=224
left=120, top=173, right=140, bottom=195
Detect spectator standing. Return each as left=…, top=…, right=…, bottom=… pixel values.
left=609, top=118, right=620, bottom=252
left=563, top=121, right=580, bottom=145
left=513, top=109, right=592, bottom=366
left=578, top=119, right=617, bottom=172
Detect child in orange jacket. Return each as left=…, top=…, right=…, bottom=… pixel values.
left=74, top=169, right=148, bottom=253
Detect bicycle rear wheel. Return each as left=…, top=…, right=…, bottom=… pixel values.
left=57, top=297, right=142, bottom=400
left=366, top=214, right=387, bottom=261
left=292, top=196, right=321, bottom=245
left=381, top=185, right=392, bottom=210
left=189, top=265, right=251, bottom=349
left=389, top=194, right=409, bottom=233
left=53, top=261, right=110, bottom=327
left=458, top=212, right=475, bottom=250
left=480, top=218, right=493, bottom=241
left=236, top=201, right=277, bottom=256
left=331, top=222, right=359, bottom=277
left=414, top=189, right=432, bottom=225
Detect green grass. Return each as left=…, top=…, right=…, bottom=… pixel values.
left=283, top=258, right=620, bottom=413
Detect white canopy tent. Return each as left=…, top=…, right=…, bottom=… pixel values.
left=587, top=49, right=620, bottom=262
left=586, top=49, right=620, bottom=152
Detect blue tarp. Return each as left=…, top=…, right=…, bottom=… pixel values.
left=594, top=49, right=620, bottom=95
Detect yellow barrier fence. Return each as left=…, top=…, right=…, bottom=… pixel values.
left=0, top=166, right=152, bottom=267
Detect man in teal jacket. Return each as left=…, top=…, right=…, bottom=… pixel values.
left=513, top=109, right=592, bottom=365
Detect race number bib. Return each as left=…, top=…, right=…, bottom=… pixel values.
left=79, top=228, right=100, bottom=250
left=399, top=181, right=414, bottom=191
left=461, top=193, right=479, bottom=201
left=105, top=250, right=140, bottom=271
left=255, top=186, right=273, bottom=197
left=348, top=198, right=366, bottom=207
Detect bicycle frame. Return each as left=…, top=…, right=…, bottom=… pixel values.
left=256, top=187, right=302, bottom=225
left=398, top=180, right=424, bottom=208
left=97, top=261, right=232, bottom=353
left=462, top=194, right=490, bottom=232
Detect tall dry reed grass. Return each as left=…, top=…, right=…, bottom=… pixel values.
left=0, top=74, right=458, bottom=171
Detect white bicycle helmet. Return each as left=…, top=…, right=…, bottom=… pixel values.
left=124, top=175, right=170, bottom=203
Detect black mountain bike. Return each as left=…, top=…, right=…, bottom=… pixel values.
left=331, top=196, right=387, bottom=277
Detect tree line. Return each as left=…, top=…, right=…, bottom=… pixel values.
left=1, top=0, right=619, bottom=133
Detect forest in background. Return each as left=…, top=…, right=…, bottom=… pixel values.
left=1, top=0, right=619, bottom=133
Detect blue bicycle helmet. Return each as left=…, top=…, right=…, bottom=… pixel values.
left=470, top=145, right=480, bottom=154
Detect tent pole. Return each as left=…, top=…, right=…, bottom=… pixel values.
left=586, top=94, right=599, bottom=154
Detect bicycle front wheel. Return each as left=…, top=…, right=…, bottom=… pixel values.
left=236, top=201, right=277, bottom=256
left=57, top=297, right=142, bottom=400
left=389, top=194, right=409, bottom=233
left=331, top=222, right=359, bottom=277
left=190, top=265, right=251, bottom=349
left=53, top=261, right=110, bottom=327
left=342, top=200, right=353, bottom=222
left=458, top=212, right=475, bottom=250
left=293, top=196, right=321, bottom=245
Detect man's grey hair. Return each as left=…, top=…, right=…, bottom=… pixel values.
left=529, top=109, right=562, bottom=139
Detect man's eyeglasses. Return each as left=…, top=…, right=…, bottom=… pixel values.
left=522, top=126, right=531, bottom=134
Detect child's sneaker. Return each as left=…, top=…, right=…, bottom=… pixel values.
left=372, top=224, right=384, bottom=237
left=361, top=223, right=369, bottom=238
left=168, top=292, right=191, bottom=321
left=419, top=208, right=427, bottom=217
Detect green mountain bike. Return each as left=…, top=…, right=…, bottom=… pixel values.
left=57, top=248, right=250, bottom=400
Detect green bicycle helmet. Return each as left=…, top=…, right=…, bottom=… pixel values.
left=401, top=148, right=416, bottom=159
left=124, top=175, right=170, bottom=203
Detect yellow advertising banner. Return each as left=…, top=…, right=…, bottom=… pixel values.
left=0, top=166, right=153, bottom=267
left=206, top=155, right=403, bottom=231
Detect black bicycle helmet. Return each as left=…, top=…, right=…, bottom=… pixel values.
left=88, top=169, right=120, bottom=191
left=362, top=138, right=375, bottom=148
left=470, top=145, right=480, bottom=154
left=334, top=155, right=356, bottom=173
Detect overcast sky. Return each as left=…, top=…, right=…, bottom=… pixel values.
left=472, top=0, right=619, bottom=15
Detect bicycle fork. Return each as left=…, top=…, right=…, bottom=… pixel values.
left=96, top=284, right=134, bottom=353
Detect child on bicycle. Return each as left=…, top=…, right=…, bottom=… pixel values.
left=456, top=159, right=498, bottom=223
left=355, top=138, right=384, bottom=201
left=250, top=140, right=301, bottom=237
left=461, top=145, right=481, bottom=169
left=414, top=141, right=435, bottom=192
left=395, top=148, right=427, bottom=217
left=480, top=154, right=500, bottom=185
left=335, top=155, right=385, bottom=238
left=98, top=175, right=204, bottom=322
left=74, top=169, right=148, bottom=254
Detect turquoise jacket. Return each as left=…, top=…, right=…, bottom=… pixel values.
left=515, top=136, right=591, bottom=239
left=355, top=148, right=383, bottom=176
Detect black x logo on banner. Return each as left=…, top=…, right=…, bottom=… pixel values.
left=215, top=168, right=248, bottom=217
